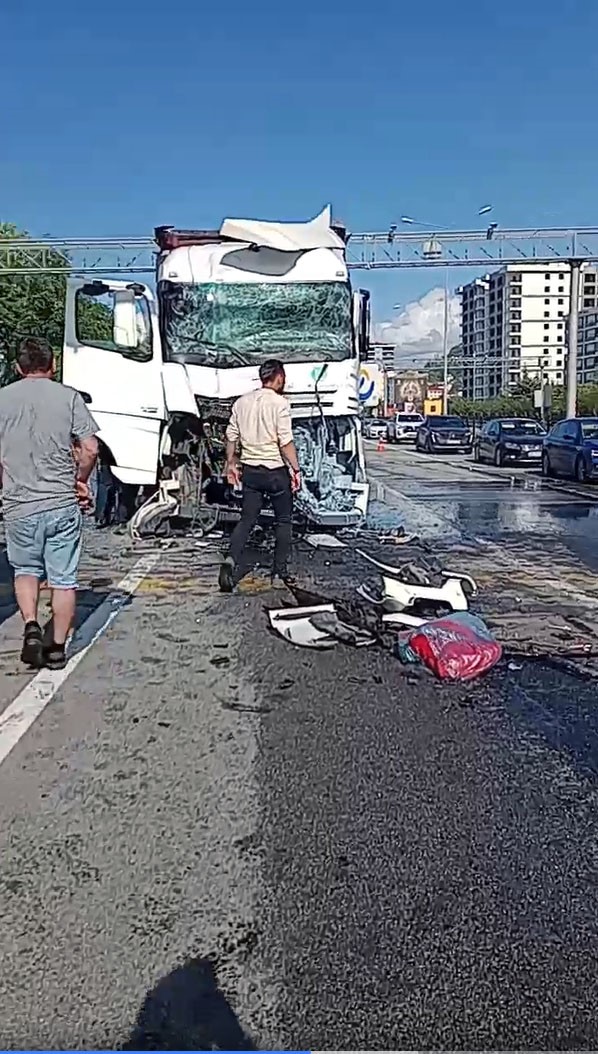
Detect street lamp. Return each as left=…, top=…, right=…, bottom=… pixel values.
left=399, top=208, right=494, bottom=412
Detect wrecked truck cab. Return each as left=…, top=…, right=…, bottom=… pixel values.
left=62, top=207, right=371, bottom=535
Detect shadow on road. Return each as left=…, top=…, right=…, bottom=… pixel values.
left=121, top=955, right=255, bottom=1051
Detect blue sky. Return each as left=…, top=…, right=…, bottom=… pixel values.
left=2, top=0, right=598, bottom=349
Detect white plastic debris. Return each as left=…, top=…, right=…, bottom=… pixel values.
left=268, top=605, right=338, bottom=649
left=382, top=612, right=427, bottom=628
left=305, top=534, right=347, bottom=550
left=382, top=574, right=470, bottom=613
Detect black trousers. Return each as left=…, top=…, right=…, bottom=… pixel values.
left=227, top=465, right=292, bottom=575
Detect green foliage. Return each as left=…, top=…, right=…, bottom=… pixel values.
left=0, top=222, right=113, bottom=382
left=451, top=383, right=598, bottom=422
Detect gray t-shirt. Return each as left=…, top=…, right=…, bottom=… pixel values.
left=0, top=378, right=98, bottom=521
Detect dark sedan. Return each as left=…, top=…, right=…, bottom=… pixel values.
left=415, top=415, right=472, bottom=454
left=474, top=418, right=546, bottom=467
left=542, top=417, right=598, bottom=483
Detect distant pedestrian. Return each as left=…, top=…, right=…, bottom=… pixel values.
left=0, top=337, right=99, bottom=669
left=219, top=359, right=301, bottom=592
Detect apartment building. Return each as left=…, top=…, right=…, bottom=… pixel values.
left=576, top=308, right=598, bottom=385
left=370, top=342, right=396, bottom=370
left=459, top=263, right=598, bottom=400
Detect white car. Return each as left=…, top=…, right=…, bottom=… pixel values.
left=387, top=412, right=424, bottom=443
left=364, top=418, right=389, bottom=440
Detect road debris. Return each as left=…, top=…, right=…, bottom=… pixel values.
left=395, top=612, right=502, bottom=682
left=305, top=533, right=348, bottom=550
left=268, top=604, right=375, bottom=649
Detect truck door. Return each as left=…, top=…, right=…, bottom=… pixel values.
left=62, top=278, right=166, bottom=486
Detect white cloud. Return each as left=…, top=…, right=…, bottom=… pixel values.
left=372, top=287, right=461, bottom=364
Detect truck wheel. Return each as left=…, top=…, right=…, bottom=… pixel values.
left=494, top=446, right=503, bottom=468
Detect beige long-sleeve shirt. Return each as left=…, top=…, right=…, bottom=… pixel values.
left=226, top=387, right=293, bottom=470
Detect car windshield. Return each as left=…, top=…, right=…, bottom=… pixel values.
left=160, top=280, right=353, bottom=368
left=431, top=416, right=464, bottom=428
left=500, top=420, right=545, bottom=436
left=396, top=414, right=422, bottom=423
left=581, top=420, right=598, bottom=439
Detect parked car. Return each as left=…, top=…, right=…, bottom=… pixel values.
left=474, top=418, right=546, bottom=467
left=542, top=417, right=598, bottom=482
left=415, top=415, right=472, bottom=454
left=363, top=417, right=389, bottom=440
left=387, top=411, right=424, bottom=443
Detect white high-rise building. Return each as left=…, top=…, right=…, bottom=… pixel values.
left=370, top=342, right=396, bottom=370
left=459, top=263, right=598, bottom=400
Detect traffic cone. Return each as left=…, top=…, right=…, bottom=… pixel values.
left=376, top=437, right=386, bottom=452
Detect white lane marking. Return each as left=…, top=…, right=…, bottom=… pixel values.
left=0, top=549, right=165, bottom=768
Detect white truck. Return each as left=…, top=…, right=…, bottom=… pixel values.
left=62, top=207, right=371, bottom=535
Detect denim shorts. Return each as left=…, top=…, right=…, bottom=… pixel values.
left=5, top=506, right=83, bottom=589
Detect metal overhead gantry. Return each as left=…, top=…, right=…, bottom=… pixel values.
left=2, top=224, right=598, bottom=413
left=3, top=226, right=598, bottom=274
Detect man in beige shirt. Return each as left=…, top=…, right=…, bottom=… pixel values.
left=219, top=359, right=301, bottom=592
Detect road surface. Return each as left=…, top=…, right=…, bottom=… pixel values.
left=1, top=447, right=598, bottom=1049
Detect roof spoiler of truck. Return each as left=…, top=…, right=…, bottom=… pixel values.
left=155, top=207, right=349, bottom=252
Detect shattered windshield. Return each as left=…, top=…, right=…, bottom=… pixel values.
left=160, top=280, right=353, bottom=368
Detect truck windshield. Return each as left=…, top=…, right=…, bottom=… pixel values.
left=160, top=280, right=353, bottom=368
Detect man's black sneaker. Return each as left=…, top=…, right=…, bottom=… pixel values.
left=20, top=621, right=44, bottom=669
left=43, top=643, right=67, bottom=671
left=218, top=557, right=235, bottom=593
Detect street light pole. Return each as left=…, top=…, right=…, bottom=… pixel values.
left=442, top=268, right=450, bottom=414
left=566, top=258, right=581, bottom=418
left=400, top=209, right=493, bottom=415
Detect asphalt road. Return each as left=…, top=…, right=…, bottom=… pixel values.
left=1, top=452, right=598, bottom=1049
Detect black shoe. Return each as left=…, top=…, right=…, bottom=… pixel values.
left=20, top=621, right=44, bottom=669
left=43, top=643, right=67, bottom=671
left=218, top=557, right=235, bottom=593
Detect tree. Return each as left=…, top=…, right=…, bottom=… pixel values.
left=0, top=222, right=113, bottom=382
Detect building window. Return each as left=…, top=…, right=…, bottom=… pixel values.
left=544, top=323, right=550, bottom=329
left=558, top=299, right=564, bottom=305
left=558, top=286, right=564, bottom=292
left=558, top=310, right=564, bottom=317
left=511, top=298, right=521, bottom=308
left=557, top=359, right=562, bottom=367
left=545, top=273, right=551, bottom=280
left=584, top=298, right=595, bottom=308
left=510, top=336, right=521, bottom=345
left=557, top=322, right=563, bottom=329
left=543, top=336, right=550, bottom=342
left=544, top=286, right=550, bottom=293
left=558, top=273, right=565, bottom=280
left=557, top=334, right=563, bottom=342
left=511, top=310, right=521, bottom=319
left=556, top=372, right=562, bottom=380
left=544, top=311, right=550, bottom=317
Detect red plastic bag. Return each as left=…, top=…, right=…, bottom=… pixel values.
left=398, top=611, right=502, bottom=682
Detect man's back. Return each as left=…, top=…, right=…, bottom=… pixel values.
left=0, top=378, right=95, bottom=521
left=229, top=386, right=292, bottom=469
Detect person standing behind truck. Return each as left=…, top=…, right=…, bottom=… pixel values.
left=219, top=359, right=301, bottom=592
left=0, top=337, right=99, bottom=669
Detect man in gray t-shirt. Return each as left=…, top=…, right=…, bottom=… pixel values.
left=0, top=337, right=99, bottom=669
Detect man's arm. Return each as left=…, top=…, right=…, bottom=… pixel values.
left=71, top=391, right=99, bottom=483
left=224, top=403, right=241, bottom=486
left=276, top=400, right=301, bottom=491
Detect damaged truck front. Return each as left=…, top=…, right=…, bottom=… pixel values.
left=62, top=206, right=371, bottom=534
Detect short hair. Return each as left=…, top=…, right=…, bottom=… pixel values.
left=17, top=337, right=53, bottom=375
left=259, top=359, right=285, bottom=385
